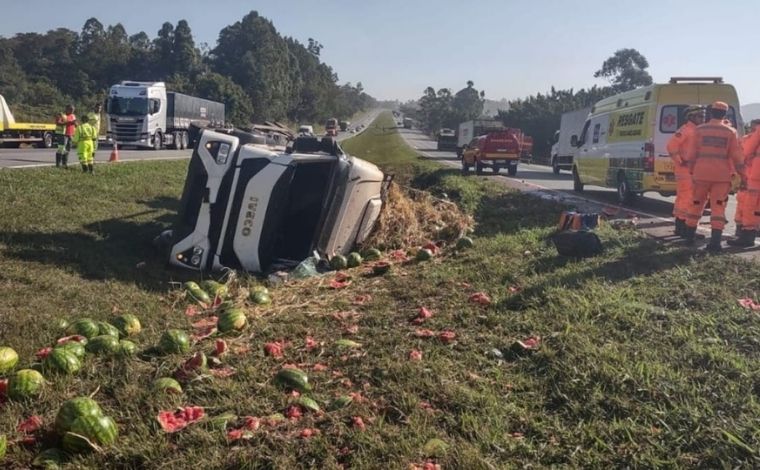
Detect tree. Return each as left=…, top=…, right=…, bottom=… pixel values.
left=452, top=80, right=485, bottom=123
left=194, top=72, right=253, bottom=126
left=173, top=20, right=198, bottom=76
left=153, top=22, right=174, bottom=77
left=594, top=48, right=653, bottom=92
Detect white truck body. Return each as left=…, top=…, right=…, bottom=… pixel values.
left=169, top=129, right=386, bottom=273
left=550, top=107, right=590, bottom=173
left=457, top=119, right=504, bottom=151
left=106, top=81, right=224, bottom=150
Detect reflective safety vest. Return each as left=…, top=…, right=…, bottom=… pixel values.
left=666, top=121, right=697, bottom=168
left=745, top=130, right=760, bottom=181
left=73, top=123, right=97, bottom=143
left=686, top=119, right=744, bottom=182
left=55, top=114, right=66, bottom=134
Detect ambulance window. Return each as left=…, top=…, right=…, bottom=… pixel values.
left=727, top=107, right=738, bottom=128
left=592, top=123, right=601, bottom=143
left=660, top=105, right=683, bottom=133
left=578, top=120, right=590, bottom=145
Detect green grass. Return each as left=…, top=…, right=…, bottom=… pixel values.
left=1, top=114, right=760, bottom=468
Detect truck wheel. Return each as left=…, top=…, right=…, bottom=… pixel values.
left=492, top=165, right=500, bottom=174
left=573, top=166, right=584, bottom=192
left=153, top=132, right=163, bottom=151
left=476, top=161, right=484, bottom=175
left=507, top=165, right=517, bottom=177
left=182, top=131, right=190, bottom=149
left=171, top=132, right=181, bottom=150
left=617, top=172, right=636, bottom=205
left=552, top=157, right=560, bottom=175
left=40, top=132, right=54, bottom=149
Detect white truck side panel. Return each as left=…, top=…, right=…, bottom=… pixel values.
left=557, top=108, right=591, bottom=157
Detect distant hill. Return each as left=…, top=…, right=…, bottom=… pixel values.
left=742, top=103, right=760, bottom=122
left=483, top=99, right=510, bottom=117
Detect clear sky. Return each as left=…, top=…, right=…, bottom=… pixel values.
left=2, top=0, right=759, bottom=103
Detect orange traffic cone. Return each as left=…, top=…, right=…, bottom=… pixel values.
left=109, top=142, right=120, bottom=162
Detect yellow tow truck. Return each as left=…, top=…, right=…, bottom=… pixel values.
left=0, top=94, right=56, bottom=148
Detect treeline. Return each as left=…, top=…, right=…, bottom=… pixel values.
left=0, top=11, right=375, bottom=127
left=404, top=49, right=653, bottom=158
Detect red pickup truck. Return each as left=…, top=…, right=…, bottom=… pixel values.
left=325, top=118, right=338, bottom=137
left=461, top=128, right=533, bottom=176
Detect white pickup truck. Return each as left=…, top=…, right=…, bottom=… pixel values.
left=168, top=128, right=387, bottom=273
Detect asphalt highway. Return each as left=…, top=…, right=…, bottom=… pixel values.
left=398, top=127, right=741, bottom=235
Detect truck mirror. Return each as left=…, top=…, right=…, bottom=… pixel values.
left=571, top=135, right=578, bottom=147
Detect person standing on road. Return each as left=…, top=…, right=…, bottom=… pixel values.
left=683, top=101, right=746, bottom=252
left=729, top=119, right=760, bottom=245
left=666, top=105, right=704, bottom=237
left=86, top=103, right=102, bottom=159
left=72, top=114, right=97, bottom=174
left=54, top=105, right=77, bottom=168
left=730, top=119, right=760, bottom=247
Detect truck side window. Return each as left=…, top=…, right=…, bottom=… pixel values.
left=592, top=123, right=601, bottom=144
left=150, top=99, right=161, bottom=115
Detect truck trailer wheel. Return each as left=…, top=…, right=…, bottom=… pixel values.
left=40, top=132, right=54, bottom=149
left=492, top=165, right=500, bottom=174
left=182, top=131, right=190, bottom=150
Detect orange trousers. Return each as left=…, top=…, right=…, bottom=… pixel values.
left=673, top=170, right=693, bottom=219
left=743, top=181, right=760, bottom=230
left=686, top=181, right=730, bottom=230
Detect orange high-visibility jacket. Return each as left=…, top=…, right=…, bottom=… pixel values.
left=686, top=119, right=744, bottom=182
left=745, top=130, right=760, bottom=181
left=666, top=121, right=698, bottom=168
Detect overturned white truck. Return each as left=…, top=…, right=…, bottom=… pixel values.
left=168, top=127, right=387, bottom=273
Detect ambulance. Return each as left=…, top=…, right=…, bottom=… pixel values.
left=571, top=77, right=743, bottom=204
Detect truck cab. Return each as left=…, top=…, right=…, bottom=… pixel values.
left=461, top=129, right=528, bottom=176
left=107, top=81, right=167, bottom=149
left=325, top=118, right=338, bottom=137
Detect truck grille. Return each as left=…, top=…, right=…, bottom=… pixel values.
left=111, top=119, right=143, bottom=141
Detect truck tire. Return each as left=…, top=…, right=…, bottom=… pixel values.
left=552, top=157, right=560, bottom=175
left=153, top=132, right=163, bottom=151
left=507, top=164, right=517, bottom=176
left=182, top=131, right=190, bottom=150
left=171, top=132, right=181, bottom=150
left=492, top=165, right=500, bottom=174
left=616, top=171, right=636, bottom=205
left=573, top=166, right=584, bottom=192
left=40, top=132, right=54, bottom=149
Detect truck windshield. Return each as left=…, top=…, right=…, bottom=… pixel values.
left=107, top=97, right=148, bottom=116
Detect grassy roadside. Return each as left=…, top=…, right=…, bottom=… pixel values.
left=0, top=113, right=760, bottom=468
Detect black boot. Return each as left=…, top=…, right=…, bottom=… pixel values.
left=674, top=218, right=684, bottom=236
left=88, top=164, right=94, bottom=174
left=733, top=224, right=743, bottom=238
left=683, top=226, right=697, bottom=245
left=81, top=164, right=87, bottom=172
left=55, top=153, right=61, bottom=167
left=727, top=229, right=757, bottom=248
left=705, top=229, right=723, bottom=253
left=62, top=153, right=68, bottom=168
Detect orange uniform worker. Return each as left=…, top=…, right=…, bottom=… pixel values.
left=683, top=101, right=746, bottom=252
left=666, top=105, right=704, bottom=237
left=732, top=120, right=760, bottom=247
left=729, top=119, right=760, bottom=245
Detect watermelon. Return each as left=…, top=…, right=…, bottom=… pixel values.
left=55, top=319, right=70, bottom=331
left=274, top=368, right=311, bottom=392
left=296, top=396, right=320, bottom=412
left=0, top=434, right=5, bottom=460
left=86, top=335, right=120, bottom=355
left=329, top=395, right=353, bottom=411
left=55, top=397, right=103, bottom=434
left=185, top=281, right=211, bottom=304
left=423, top=438, right=450, bottom=457
left=56, top=341, right=86, bottom=360
left=251, top=291, right=271, bottom=306
left=372, top=261, right=391, bottom=275
left=362, top=248, right=382, bottom=261
left=45, top=348, right=82, bottom=374
left=218, top=308, right=247, bottom=333
left=67, top=319, right=100, bottom=339
left=159, top=330, right=190, bottom=354
left=32, top=448, right=65, bottom=468
left=63, top=414, right=118, bottom=453
left=112, top=314, right=141, bottom=337
left=330, top=255, right=348, bottom=270
left=119, top=340, right=137, bottom=357
left=456, top=237, right=474, bottom=250
left=97, top=322, right=121, bottom=338
left=335, top=339, right=362, bottom=349
left=250, top=284, right=269, bottom=296
left=416, top=248, right=434, bottom=261
left=0, top=347, right=19, bottom=374
left=201, top=280, right=228, bottom=298
left=8, top=369, right=45, bottom=400
left=153, top=377, right=183, bottom=394
left=347, top=252, right=363, bottom=268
